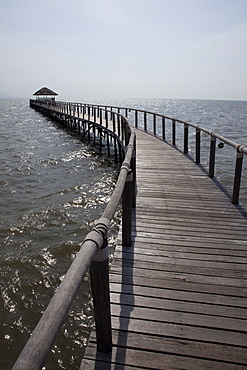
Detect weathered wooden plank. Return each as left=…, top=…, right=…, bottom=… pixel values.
left=110, top=266, right=247, bottom=295
left=129, top=237, right=247, bottom=252
left=134, top=206, right=246, bottom=220
left=109, top=315, right=247, bottom=347
left=111, top=258, right=247, bottom=280
left=133, top=214, right=247, bottom=229
left=130, top=228, right=247, bottom=241
left=110, top=303, right=247, bottom=333
left=113, top=250, right=247, bottom=270
left=86, top=330, right=247, bottom=366
left=114, top=245, right=247, bottom=263
left=110, top=281, right=247, bottom=307
left=115, top=245, right=247, bottom=259
left=134, top=203, right=243, bottom=218
left=129, top=233, right=247, bottom=247
left=110, top=291, right=247, bottom=319
left=82, top=346, right=247, bottom=369
left=133, top=220, right=247, bottom=236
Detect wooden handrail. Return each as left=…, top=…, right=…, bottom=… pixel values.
left=13, top=101, right=136, bottom=369
left=80, top=102, right=246, bottom=205
left=82, top=103, right=247, bottom=152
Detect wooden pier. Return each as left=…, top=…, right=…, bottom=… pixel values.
left=13, top=99, right=247, bottom=369
left=80, top=128, right=247, bottom=369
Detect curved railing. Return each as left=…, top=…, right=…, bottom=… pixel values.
left=31, top=99, right=247, bottom=204
left=30, top=99, right=132, bottom=164
left=13, top=101, right=136, bottom=369
left=80, top=102, right=247, bottom=205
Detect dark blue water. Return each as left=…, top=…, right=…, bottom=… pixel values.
left=1, top=98, right=246, bottom=369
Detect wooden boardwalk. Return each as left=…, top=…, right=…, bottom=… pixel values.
left=80, top=127, right=247, bottom=369
left=26, top=101, right=247, bottom=369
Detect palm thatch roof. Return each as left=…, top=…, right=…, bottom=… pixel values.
left=33, top=87, right=58, bottom=96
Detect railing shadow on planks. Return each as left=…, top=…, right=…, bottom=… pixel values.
left=13, top=99, right=247, bottom=369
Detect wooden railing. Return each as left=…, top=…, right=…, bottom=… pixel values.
left=13, top=101, right=136, bottom=369
left=29, top=100, right=132, bottom=164
left=79, top=102, right=247, bottom=205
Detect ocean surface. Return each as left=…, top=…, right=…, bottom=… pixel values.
left=1, top=97, right=247, bottom=369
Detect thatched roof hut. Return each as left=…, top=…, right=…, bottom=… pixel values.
left=33, top=87, right=58, bottom=100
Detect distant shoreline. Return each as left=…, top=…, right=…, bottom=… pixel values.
left=0, top=92, right=17, bottom=99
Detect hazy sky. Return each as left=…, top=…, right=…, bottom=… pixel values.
left=0, top=0, right=247, bottom=100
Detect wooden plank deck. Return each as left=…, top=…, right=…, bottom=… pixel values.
left=81, top=127, right=247, bottom=369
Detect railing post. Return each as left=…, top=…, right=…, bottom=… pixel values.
left=184, top=124, right=188, bottom=154
left=162, top=117, right=165, bottom=140
left=144, top=112, right=147, bottom=132
left=99, top=127, right=103, bottom=152
left=172, top=119, right=176, bottom=146
left=106, top=133, right=111, bottom=156
left=209, top=136, right=216, bottom=177
left=124, top=119, right=130, bottom=146
left=122, top=117, right=126, bottom=144
left=78, top=118, right=81, bottom=136
left=121, top=116, right=125, bottom=142
left=89, top=220, right=112, bottom=353
left=130, top=140, right=136, bottom=207
left=112, top=113, right=116, bottom=132
left=88, top=121, right=91, bottom=142
left=105, top=111, right=108, bottom=128
left=122, top=170, right=133, bottom=246
left=117, top=114, right=121, bottom=137
left=99, top=108, right=102, bottom=125
left=114, top=137, right=118, bottom=164
left=135, top=110, right=138, bottom=128
left=153, top=114, right=156, bottom=136
left=196, top=127, right=200, bottom=163
left=232, top=150, right=243, bottom=204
